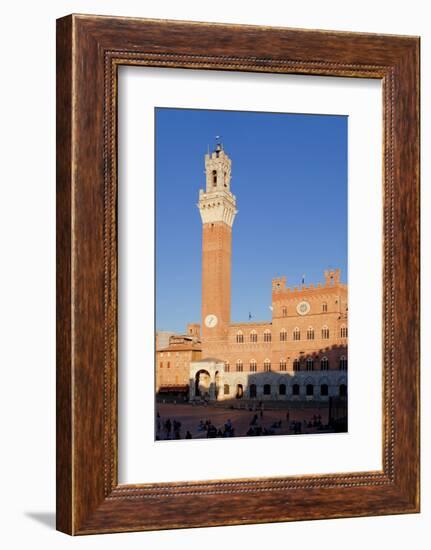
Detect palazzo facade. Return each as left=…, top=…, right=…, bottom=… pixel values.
left=156, top=143, right=348, bottom=402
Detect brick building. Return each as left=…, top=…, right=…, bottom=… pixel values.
left=156, top=324, right=202, bottom=395
left=156, top=143, right=348, bottom=402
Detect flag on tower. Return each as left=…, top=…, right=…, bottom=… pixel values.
left=302, top=274, right=306, bottom=284
left=248, top=312, right=252, bottom=321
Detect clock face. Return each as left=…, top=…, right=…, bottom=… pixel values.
left=204, top=314, right=218, bottom=328
left=296, top=301, right=311, bottom=316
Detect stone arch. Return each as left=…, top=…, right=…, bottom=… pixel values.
left=194, top=369, right=211, bottom=398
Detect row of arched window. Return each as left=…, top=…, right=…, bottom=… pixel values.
left=224, top=356, right=347, bottom=373
left=235, top=326, right=347, bottom=343
left=223, top=383, right=347, bottom=397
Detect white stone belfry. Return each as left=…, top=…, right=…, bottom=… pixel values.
left=197, top=143, right=237, bottom=227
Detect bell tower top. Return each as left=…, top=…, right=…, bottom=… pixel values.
left=198, top=141, right=237, bottom=227
left=204, top=141, right=232, bottom=193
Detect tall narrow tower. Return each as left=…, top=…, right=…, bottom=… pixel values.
left=198, top=143, right=237, bottom=342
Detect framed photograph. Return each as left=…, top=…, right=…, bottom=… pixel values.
left=56, top=14, right=420, bottom=534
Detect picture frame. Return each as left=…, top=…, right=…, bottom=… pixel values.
left=56, top=14, right=420, bottom=535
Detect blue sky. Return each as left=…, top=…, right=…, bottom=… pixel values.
left=155, top=108, right=347, bottom=333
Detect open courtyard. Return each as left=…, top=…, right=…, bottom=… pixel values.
left=155, top=401, right=345, bottom=441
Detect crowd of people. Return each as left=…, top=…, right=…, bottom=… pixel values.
left=156, top=409, right=328, bottom=440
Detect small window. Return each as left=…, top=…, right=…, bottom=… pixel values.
left=321, top=326, right=330, bottom=339
left=236, top=360, right=243, bottom=372
left=249, top=360, right=257, bottom=372
left=279, top=359, right=287, bottom=371
left=307, top=327, right=314, bottom=340
left=212, top=170, right=217, bottom=185
left=340, top=356, right=348, bottom=370
left=340, top=326, right=348, bottom=338
left=282, top=306, right=287, bottom=317
left=321, top=384, right=329, bottom=396
left=224, top=384, right=230, bottom=395
left=224, top=361, right=230, bottom=373
left=279, top=384, right=286, bottom=395
left=339, top=384, right=347, bottom=397
left=280, top=329, right=287, bottom=342
left=264, top=330, right=272, bottom=342
left=320, top=357, right=329, bottom=370
left=322, top=302, right=328, bottom=312
left=167, top=361, right=170, bottom=368
left=306, top=384, right=314, bottom=396
left=292, top=384, right=300, bottom=396
left=306, top=358, right=314, bottom=371
left=293, top=359, right=300, bottom=372
left=263, top=384, right=271, bottom=395
left=159, top=362, right=163, bottom=369
left=249, top=384, right=257, bottom=398
left=264, top=359, right=271, bottom=372
left=236, top=331, right=244, bottom=343
left=293, top=328, right=301, bottom=341
left=250, top=331, right=257, bottom=343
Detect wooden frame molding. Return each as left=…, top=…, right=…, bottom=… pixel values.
left=56, top=14, right=420, bottom=535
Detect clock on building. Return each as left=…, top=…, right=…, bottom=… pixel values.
left=296, top=301, right=311, bottom=315
left=204, top=314, right=218, bottom=328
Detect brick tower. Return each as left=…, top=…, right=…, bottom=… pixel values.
left=198, top=142, right=237, bottom=343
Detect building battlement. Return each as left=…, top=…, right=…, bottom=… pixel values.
left=272, top=269, right=345, bottom=297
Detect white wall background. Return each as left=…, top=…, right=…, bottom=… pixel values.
left=0, top=1, right=427, bottom=548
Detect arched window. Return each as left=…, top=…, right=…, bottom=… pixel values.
left=282, top=306, right=287, bottom=317
left=340, top=326, right=348, bottom=338
left=320, top=357, right=329, bottom=370
left=292, top=384, right=300, bottom=396
left=249, top=384, right=257, bottom=398
left=264, top=359, right=271, bottom=372
left=339, top=384, right=347, bottom=397
left=280, top=329, right=287, bottom=342
left=250, top=330, right=257, bottom=343
left=223, top=384, right=230, bottom=395
left=279, top=384, right=286, bottom=395
left=306, top=384, right=314, bottom=396
left=307, top=327, right=314, bottom=340
left=320, top=384, right=329, bottom=396
left=306, top=357, right=314, bottom=371
left=263, top=330, right=272, bottom=342
left=293, top=327, right=301, bottom=341
left=236, top=360, right=243, bottom=372
left=236, top=331, right=244, bottom=343
left=263, top=384, right=271, bottom=395
left=321, top=326, right=330, bottom=339
left=322, top=302, right=328, bottom=312
left=249, top=360, right=257, bottom=372
left=224, top=361, right=230, bottom=373
left=212, top=170, right=217, bottom=185
left=279, top=359, right=287, bottom=371
left=339, top=356, right=348, bottom=370
left=293, top=359, right=300, bottom=372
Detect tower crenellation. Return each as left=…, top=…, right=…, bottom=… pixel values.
left=199, top=142, right=237, bottom=227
